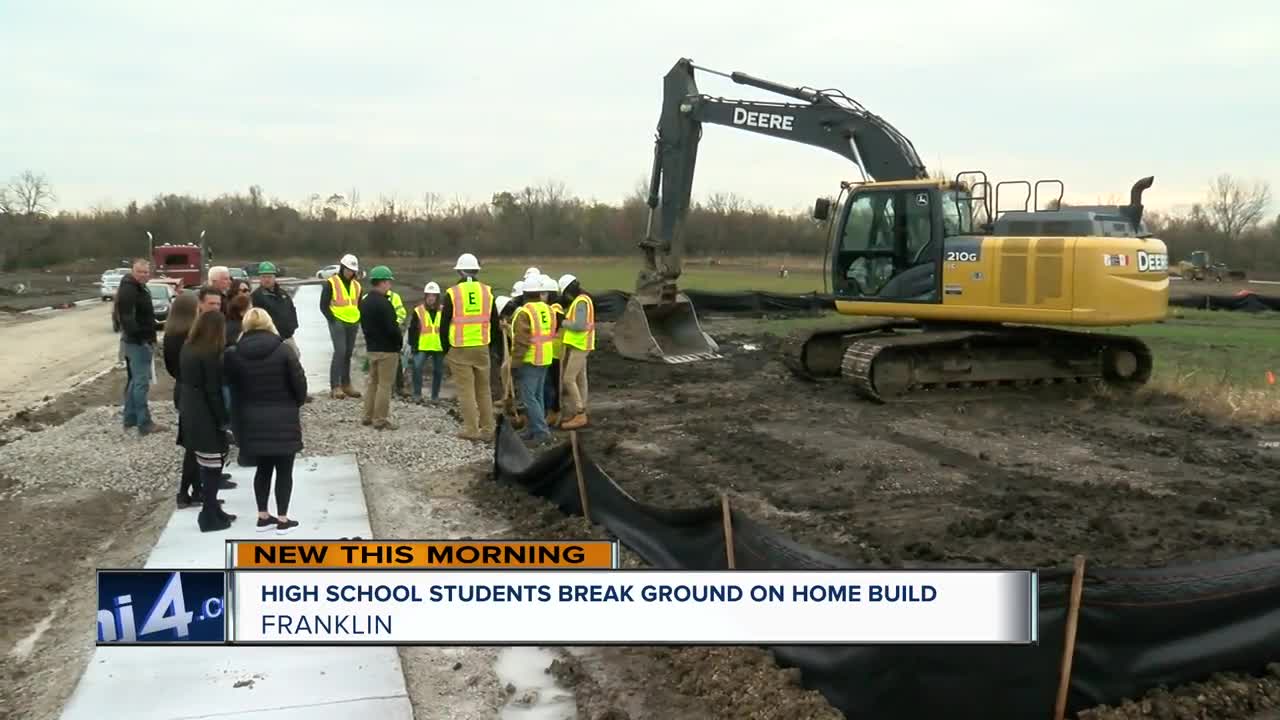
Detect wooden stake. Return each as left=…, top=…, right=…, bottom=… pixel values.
left=569, top=430, right=591, bottom=524
left=721, top=493, right=736, bottom=569
left=1053, top=554, right=1087, bottom=720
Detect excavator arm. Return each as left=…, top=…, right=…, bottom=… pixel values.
left=637, top=58, right=928, bottom=299
left=616, top=58, right=928, bottom=363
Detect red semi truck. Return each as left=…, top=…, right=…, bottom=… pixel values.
left=151, top=244, right=203, bottom=289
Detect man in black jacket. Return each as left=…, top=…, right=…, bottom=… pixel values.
left=249, top=262, right=299, bottom=352
left=115, top=258, right=164, bottom=434
left=358, top=265, right=402, bottom=430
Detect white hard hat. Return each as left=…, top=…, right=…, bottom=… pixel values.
left=423, top=282, right=440, bottom=294
left=496, top=295, right=511, bottom=314
left=536, top=274, right=559, bottom=293
left=523, top=267, right=540, bottom=279
left=557, top=273, right=577, bottom=293
left=340, top=254, right=359, bottom=271
left=454, top=253, right=481, bottom=271
left=511, top=280, right=525, bottom=296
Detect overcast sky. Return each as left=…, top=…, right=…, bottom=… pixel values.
left=2, top=0, right=1277, bottom=215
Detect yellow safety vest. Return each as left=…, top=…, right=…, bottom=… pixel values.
left=445, top=279, right=493, bottom=348
left=549, top=303, right=565, bottom=361
left=389, top=291, right=406, bottom=326
left=563, top=294, right=596, bottom=352
left=329, top=274, right=361, bottom=324
left=415, top=305, right=442, bottom=352
left=516, top=302, right=554, bottom=367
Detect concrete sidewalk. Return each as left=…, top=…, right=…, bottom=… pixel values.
left=59, top=285, right=414, bottom=720
left=292, top=285, right=331, bottom=393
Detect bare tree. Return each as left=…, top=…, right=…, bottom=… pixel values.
left=1207, top=174, right=1272, bottom=245
left=348, top=187, right=361, bottom=219
left=8, top=170, right=56, bottom=215
left=0, top=186, right=12, bottom=214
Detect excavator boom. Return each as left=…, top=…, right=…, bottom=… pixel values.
left=614, top=58, right=928, bottom=363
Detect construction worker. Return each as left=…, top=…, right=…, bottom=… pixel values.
left=358, top=265, right=401, bottom=430
left=558, top=273, right=595, bottom=430
left=438, top=253, right=501, bottom=442
left=320, top=254, right=363, bottom=399
left=250, top=262, right=299, bottom=357
left=544, top=294, right=565, bottom=426
left=386, top=283, right=409, bottom=398
left=509, top=274, right=557, bottom=444
left=407, top=282, right=445, bottom=403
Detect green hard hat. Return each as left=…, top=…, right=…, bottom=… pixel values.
left=258, top=261, right=277, bottom=275
left=369, top=265, right=394, bottom=281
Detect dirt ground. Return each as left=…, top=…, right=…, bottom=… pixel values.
left=0, top=303, right=120, bottom=423
left=466, top=325, right=1280, bottom=719
left=0, top=369, right=175, bottom=720
left=2, top=309, right=1278, bottom=719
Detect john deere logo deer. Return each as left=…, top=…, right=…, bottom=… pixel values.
left=1136, top=250, right=1167, bottom=273
left=733, top=107, right=795, bottom=131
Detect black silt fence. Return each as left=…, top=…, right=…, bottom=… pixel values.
left=492, top=417, right=1280, bottom=719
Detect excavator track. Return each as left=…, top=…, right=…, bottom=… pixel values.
left=785, top=323, right=1153, bottom=403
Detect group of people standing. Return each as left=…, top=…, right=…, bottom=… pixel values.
left=320, top=253, right=595, bottom=446
left=117, top=260, right=307, bottom=534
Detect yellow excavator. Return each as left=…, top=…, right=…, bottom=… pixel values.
left=614, top=58, right=1170, bottom=401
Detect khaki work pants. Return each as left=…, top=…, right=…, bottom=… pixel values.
left=363, top=352, right=398, bottom=426
left=448, top=345, right=495, bottom=435
left=561, top=347, right=590, bottom=417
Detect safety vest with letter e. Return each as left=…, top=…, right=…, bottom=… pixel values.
left=446, top=280, right=493, bottom=348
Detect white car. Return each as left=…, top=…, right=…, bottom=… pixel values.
left=99, top=268, right=128, bottom=300
left=316, top=264, right=341, bottom=279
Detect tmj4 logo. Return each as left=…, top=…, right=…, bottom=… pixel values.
left=98, top=572, right=223, bottom=642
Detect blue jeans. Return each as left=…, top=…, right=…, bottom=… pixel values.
left=515, top=365, right=549, bottom=438
left=121, top=341, right=154, bottom=428
left=412, top=351, right=444, bottom=399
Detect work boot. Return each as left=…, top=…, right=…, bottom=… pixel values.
left=342, top=384, right=362, bottom=399
left=546, top=410, right=561, bottom=426
left=560, top=413, right=588, bottom=431
left=374, top=420, right=398, bottom=431
left=330, top=387, right=346, bottom=400
left=138, top=422, right=167, bottom=436
left=361, top=417, right=373, bottom=426
left=455, top=430, right=484, bottom=442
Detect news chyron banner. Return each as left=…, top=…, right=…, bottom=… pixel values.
left=98, top=540, right=1038, bottom=646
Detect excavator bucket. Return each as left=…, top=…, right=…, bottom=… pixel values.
left=613, top=293, right=721, bottom=364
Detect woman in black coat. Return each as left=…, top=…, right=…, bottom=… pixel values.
left=162, top=293, right=205, bottom=507
left=179, top=310, right=237, bottom=532
left=225, top=308, right=307, bottom=535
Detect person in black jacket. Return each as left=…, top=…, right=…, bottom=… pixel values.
left=250, top=262, right=299, bottom=351
left=179, top=310, right=237, bottom=533
left=114, top=259, right=164, bottom=435
left=163, top=293, right=206, bottom=507
left=358, top=266, right=402, bottom=430
left=225, top=308, right=307, bottom=534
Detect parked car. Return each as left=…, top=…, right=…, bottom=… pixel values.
left=99, top=268, right=128, bottom=301
left=316, top=264, right=341, bottom=279
left=112, top=279, right=178, bottom=332
left=229, top=267, right=248, bottom=281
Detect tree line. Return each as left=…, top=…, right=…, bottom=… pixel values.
left=0, top=171, right=1275, bottom=272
